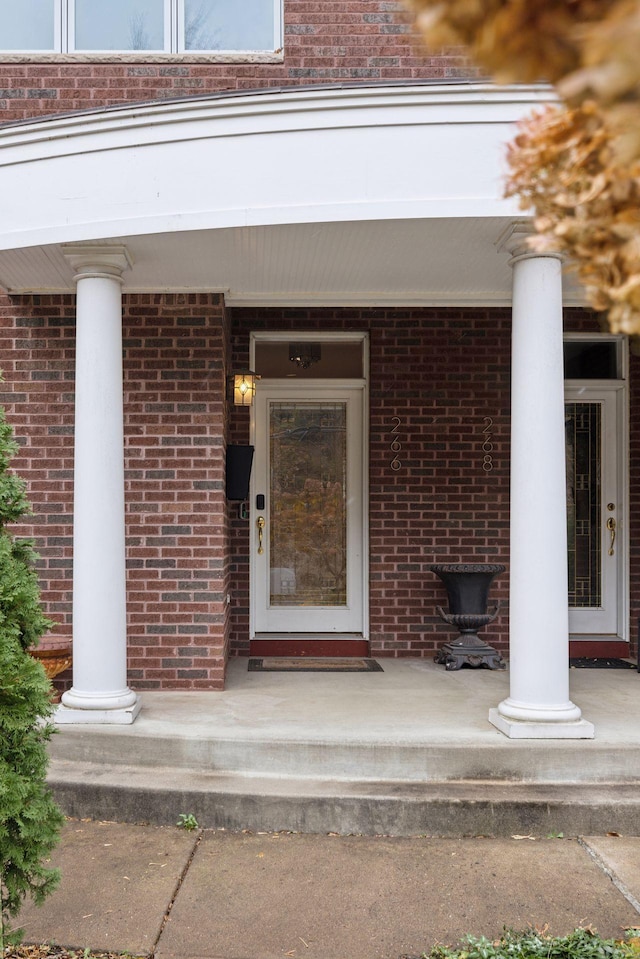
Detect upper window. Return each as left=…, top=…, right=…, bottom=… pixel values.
left=1, top=0, right=281, bottom=54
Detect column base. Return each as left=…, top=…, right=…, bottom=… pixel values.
left=488, top=707, right=595, bottom=739
left=55, top=696, right=141, bottom=725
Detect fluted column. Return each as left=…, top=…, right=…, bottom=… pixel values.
left=57, top=245, right=141, bottom=724
left=489, top=224, right=594, bottom=739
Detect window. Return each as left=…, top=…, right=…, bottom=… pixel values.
left=563, top=337, right=623, bottom=380
left=0, top=0, right=281, bottom=54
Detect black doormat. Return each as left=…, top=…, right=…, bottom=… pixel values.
left=248, top=657, right=383, bottom=672
left=570, top=657, right=637, bottom=669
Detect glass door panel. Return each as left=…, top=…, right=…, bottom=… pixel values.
left=565, top=391, right=619, bottom=636
left=566, top=402, right=602, bottom=609
left=270, top=403, right=347, bottom=608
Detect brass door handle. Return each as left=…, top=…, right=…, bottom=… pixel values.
left=257, top=516, right=265, bottom=555
left=607, top=516, right=616, bottom=556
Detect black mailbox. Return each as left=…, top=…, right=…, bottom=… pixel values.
left=225, top=445, right=254, bottom=500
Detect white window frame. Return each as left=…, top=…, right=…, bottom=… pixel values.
left=3, top=0, right=282, bottom=56
left=68, top=0, right=171, bottom=54
left=176, top=0, right=282, bottom=54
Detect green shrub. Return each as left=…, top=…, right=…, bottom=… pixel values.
left=0, top=399, right=65, bottom=949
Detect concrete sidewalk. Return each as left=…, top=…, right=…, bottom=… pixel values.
left=19, top=820, right=640, bottom=959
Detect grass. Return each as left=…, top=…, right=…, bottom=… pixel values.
left=424, top=928, right=640, bottom=959
left=2, top=949, right=145, bottom=958
left=5, top=927, right=640, bottom=959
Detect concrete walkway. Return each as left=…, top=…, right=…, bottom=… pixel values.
left=19, top=820, right=640, bottom=959
left=47, top=659, right=640, bottom=837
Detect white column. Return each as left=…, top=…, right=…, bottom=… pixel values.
left=57, top=245, right=141, bottom=724
left=489, top=224, right=594, bottom=739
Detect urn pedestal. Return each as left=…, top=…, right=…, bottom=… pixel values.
left=29, top=643, right=73, bottom=702
left=429, top=563, right=505, bottom=670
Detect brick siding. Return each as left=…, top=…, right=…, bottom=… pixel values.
left=0, top=301, right=636, bottom=691
left=0, top=1, right=480, bottom=123
left=0, top=0, right=637, bottom=685
left=229, top=307, right=638, bottom=663
left=0, top=292, right=231, bottom=691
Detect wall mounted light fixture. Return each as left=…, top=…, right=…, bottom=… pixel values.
left=232, top=371, right=259, bottom=406
left=289, top=342, right=321, bottom=369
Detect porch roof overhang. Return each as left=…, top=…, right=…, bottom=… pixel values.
left=0, top=81, right=579, bottom=306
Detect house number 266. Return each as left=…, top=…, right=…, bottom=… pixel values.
left=390, top=416, right=402, bottom=471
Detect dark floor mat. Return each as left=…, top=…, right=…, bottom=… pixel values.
left=248, top=657, right=383, bottom=672
left=569, top=657, right=637, bottom=669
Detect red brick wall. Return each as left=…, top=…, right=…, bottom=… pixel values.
left=0, top=2, right=480, bottom=123
left=230, top=307, right=515, bottom=658
left=0, top=299, right=635, bottom=693
left=625, top=341, right=640, bottom=660
left=230, top=307, right=639, bottom=661
left=0, top=292, right=231, bottom=691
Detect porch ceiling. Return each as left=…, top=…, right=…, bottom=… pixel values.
left=0, top=82, right=583, bottom=305
left=0, top=215, right=539, bottom=305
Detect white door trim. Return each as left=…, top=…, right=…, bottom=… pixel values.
left=248, top=332, right=369, bottom=640
left=564, top=379, right=628, bottom=641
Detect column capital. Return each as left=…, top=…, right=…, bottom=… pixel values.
left=61, top=243, right=133, bottom=282
left=495, top=220, right=563, bottom=267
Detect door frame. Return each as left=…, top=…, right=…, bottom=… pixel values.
left=564, top=333, right=629, bottom=645
left=248, top=331, right=369, bottom=641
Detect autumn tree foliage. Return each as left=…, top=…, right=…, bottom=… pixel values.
left=405, top=0, right=640, bottom=335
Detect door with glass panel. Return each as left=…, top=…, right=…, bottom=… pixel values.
left=565, top=387, right=621, bottom=637
left=252, top=385, right=364, bottom=634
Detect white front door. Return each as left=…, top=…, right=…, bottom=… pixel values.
left=565, top=385, right=625, bottom=638
left=252, top=383, right=365, bottom=635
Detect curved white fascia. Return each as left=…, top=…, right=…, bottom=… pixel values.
left=0, top=82, right=551, bottom=253
left=0, top=83, right=556, bottom=162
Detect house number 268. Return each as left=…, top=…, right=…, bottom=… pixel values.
left=482, top=416, right=493, bottom=472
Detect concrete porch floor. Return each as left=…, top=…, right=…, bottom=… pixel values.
left=48, top=658, right=640, bottom=837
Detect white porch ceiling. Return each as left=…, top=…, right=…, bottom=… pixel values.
left=0, top=216, right=521, bottom=304
left=0, top=217, right=584, bottom=306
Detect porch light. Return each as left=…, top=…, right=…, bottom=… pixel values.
left=233, top=371, right=259, bottom=406
left=289, top=342, right=321, bottom=369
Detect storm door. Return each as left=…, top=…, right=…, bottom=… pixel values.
left=252, top=384, right=365, bottom=635
left=565, top=386, right=623, bottom=638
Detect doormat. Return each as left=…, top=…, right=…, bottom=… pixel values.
left=248, top=657, right=384, bottom=672
left=570, top=657, right=637, bottom=669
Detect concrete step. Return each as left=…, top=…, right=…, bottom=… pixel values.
left=48, top=723, right=640, bottom=784
left=45, top=662, right=640, bottom=837
left=48, top=758, right=640, bottom=837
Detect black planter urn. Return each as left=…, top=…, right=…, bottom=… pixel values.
left=429, top=563, right=506, bottom=671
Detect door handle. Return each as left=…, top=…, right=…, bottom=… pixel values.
left=257, top=515, right=265, bottom=555
left=606, top=516, right=616, bottom=556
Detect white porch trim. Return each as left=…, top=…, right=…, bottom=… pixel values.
left=490, top=224, right=594, bottom=739
left=56, top=244, right=140, bottom=725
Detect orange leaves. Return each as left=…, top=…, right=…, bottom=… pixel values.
left=405, top=0, right=640, bottom=334
left=407, top=0, right=607, bottom=83
left=506, top=102, right=640, bottom=333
